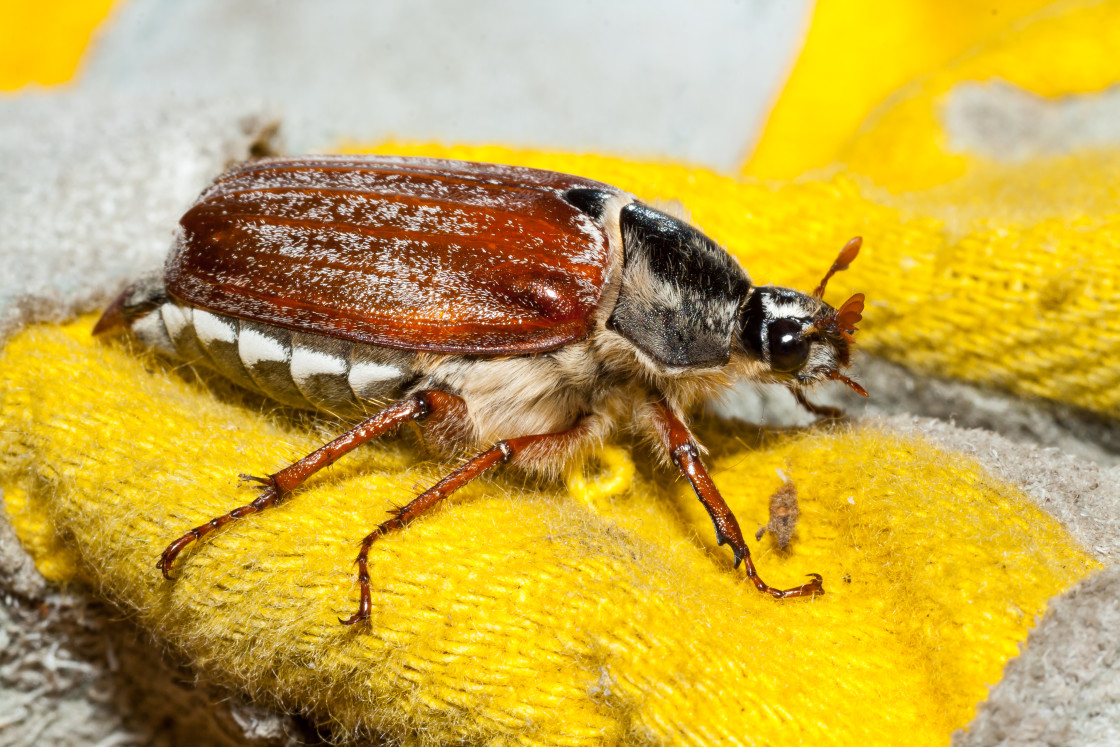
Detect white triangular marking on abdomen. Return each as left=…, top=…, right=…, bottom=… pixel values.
left=193, top=309, right=239, bottom=345
left=239, top=326, right=291, bottom=367
left=349, top=360, right=405, bottom=395
left=160, top=303, right=190, bottom=341
left=291, top=345, right=348, bottom=385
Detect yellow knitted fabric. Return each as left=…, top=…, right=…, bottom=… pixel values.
left=0, top=318, right=1097, bottom=744
left=841, top=0, right=1120, bottom=191
left=745, top=1, right=1120, bottom=417
left=835, top=0, right=1120, bottom=415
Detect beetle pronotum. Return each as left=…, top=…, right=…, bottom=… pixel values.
left=96, top=156, right=866, bottom=624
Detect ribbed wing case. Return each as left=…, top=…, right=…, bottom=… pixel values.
left=165, top=156, right=620, bottom=354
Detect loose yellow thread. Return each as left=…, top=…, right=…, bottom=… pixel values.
left=565, top=445, right=636, bottom=510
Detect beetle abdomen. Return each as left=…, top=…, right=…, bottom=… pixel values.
left=115, top=285, right=417, bottom=414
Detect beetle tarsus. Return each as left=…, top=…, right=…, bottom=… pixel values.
left=156, top=533, right=198, bottom=579
left=734, top=545, right=824, bottom=598
left=339, top=612, right=368, bottom=626
left=344, top=441, right=513, bottom=625
left=745, top=568, right=825, bottom=599
left=156, top=485, right=283, bottom=578
left=777, top=573, right=825, bottom=598
left=341, top=424, right=592, bottom=625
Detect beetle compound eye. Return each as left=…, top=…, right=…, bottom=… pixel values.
left=768, top=319, right=810, bottom=373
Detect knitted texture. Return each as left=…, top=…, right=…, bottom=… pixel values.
left=841, top=0, right=1120, bottom=191
left=0, top=3, right=1113, bottom=742
left=0, top=318, right=1097, bottom=744
left=835, top=0, right=1120, bottom=416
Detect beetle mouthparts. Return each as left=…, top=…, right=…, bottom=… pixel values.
left=828, top=369, right=869, bottom=397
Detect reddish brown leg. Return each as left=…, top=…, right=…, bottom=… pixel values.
left=156, top=390, right=458, bottom=578
left=651, top=402, right=824, bottom=599
left=790, top=387, right=845, bottom=420
left=341, top=424, right=589, bottom=626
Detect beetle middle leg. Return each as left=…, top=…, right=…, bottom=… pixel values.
left=156, top=390, right=460, bottom=578
left=650, top=402, right=824, bottom=599
left=342, top=420, right=593, bottom=626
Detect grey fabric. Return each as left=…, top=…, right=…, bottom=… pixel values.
left=0, top=93, right=294, bottom=745
left=953, top=564, right=1120, bottom=747
left=79, top=0, right=811, bottom=170
left=0, top=93, right=277, bottom=345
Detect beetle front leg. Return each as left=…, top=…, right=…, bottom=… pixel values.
left=156, top=390, right=458, bottom=578
left=650, top=402, right=824, bottom=599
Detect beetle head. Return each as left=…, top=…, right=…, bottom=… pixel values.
left=737, top=238, right=868, bottom=397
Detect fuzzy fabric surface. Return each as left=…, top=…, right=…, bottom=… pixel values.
left=0, top=92, right=277, bottom=343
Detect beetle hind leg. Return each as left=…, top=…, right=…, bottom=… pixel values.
left=156, top=482, right=285, bottom=578
left=156, top=391, right=450, bottom=579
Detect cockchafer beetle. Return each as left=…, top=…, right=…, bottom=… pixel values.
left=95, top=155, right=866, bottom=624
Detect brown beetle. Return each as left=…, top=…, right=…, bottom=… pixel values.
left=95, top=156, right=866, bottom=624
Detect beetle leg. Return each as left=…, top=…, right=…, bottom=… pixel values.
left=650, top=402, right=824, bottom=599
left=790, top=386, right=845, bottom=420
left=342, top=423, right=590, bottom=626
left=156, top=390, right=453, bottom=579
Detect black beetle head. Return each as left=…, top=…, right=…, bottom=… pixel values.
left=737, top=237, right=867, bottom=396
left=739, top=287, right=866, bottom=394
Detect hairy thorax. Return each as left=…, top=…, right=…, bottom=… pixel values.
left=416, top=332, right=639, bottom=471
